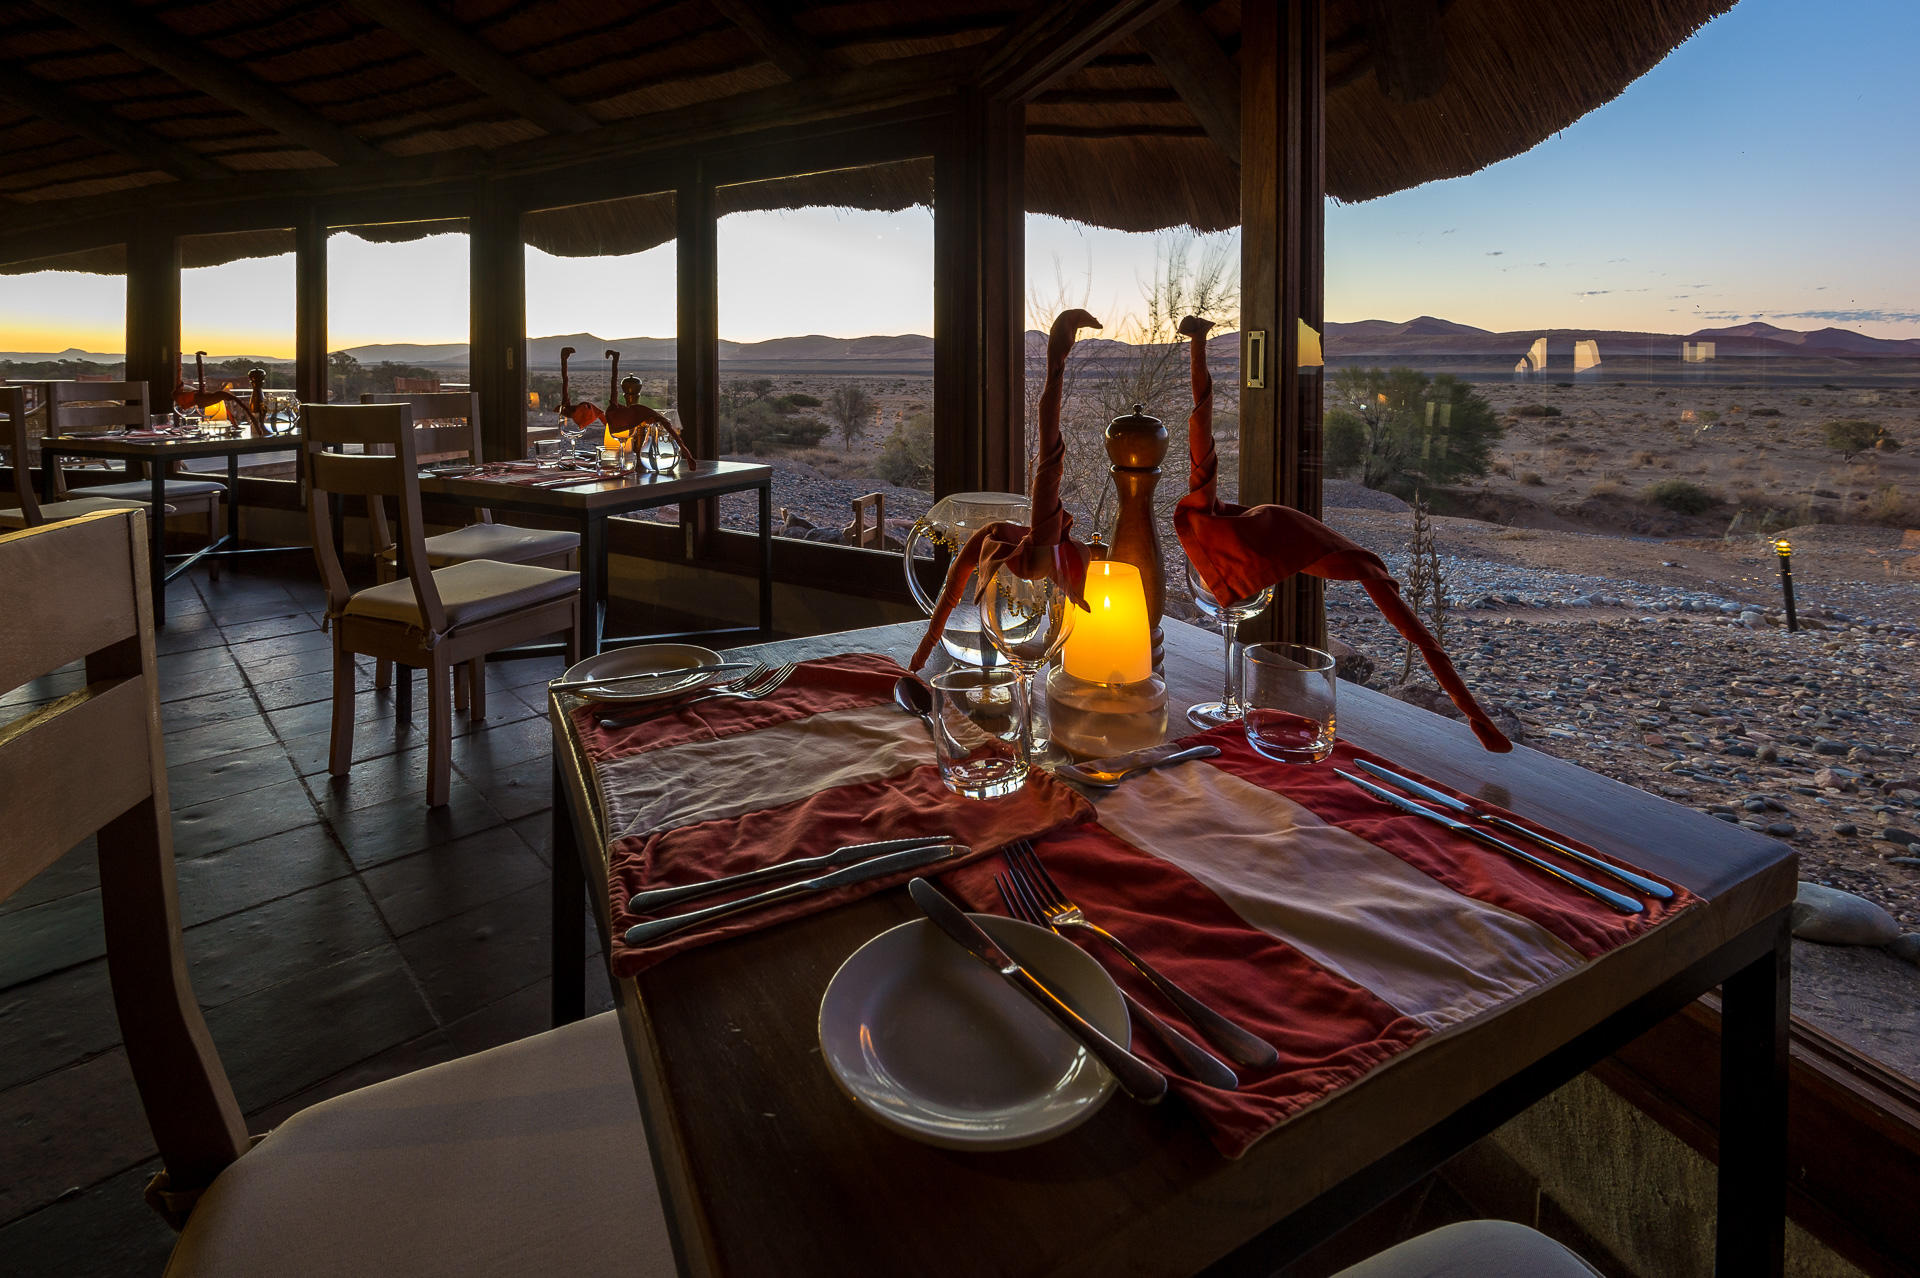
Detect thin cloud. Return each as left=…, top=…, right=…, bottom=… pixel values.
left=1574, top=289, right=1611, bottom=297
left=1485, top=250, right=1504, bottom=256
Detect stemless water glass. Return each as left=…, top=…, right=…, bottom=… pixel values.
left=1185, top=558, right=1275, bottom=729
left=1241, top=643, right=1337, bottom=763
left=981, top=567, right=1077, bottom=762
left=929, top=667, right=1029, bottom=798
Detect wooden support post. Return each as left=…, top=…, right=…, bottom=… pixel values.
left=677, top=174, right=719, bottom=550
left=295, top=212, right=327, bottom=404
left=1238, top=0, right=1325, bottom=648
left=470, top=181, right=527, bottom=464
left=125, top=221, right=179, bottom=406
left=934, top=89, right=1025, bottom=496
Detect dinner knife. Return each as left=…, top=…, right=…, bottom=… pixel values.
left=1056, top=743, right=1221, bottom=787
left=1351, top=759, right=1675, bottom=901
left=908, top=878, right=1168, bottom=1104
left=625, top=834, right=961, bottom=914
left=623, top=842, right=963, bottom=946
left=1335, top=770, right=1644, bottom=916
left=550, top=661, right=756, bottom=694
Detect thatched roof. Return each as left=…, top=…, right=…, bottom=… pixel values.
left=0, top=0, right=1734, bottom=273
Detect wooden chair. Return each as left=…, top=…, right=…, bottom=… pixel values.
left=304, top=402, right=582, bottom=807
left=0, top=510, right=672, bottom=1277
left=0, top=385, right=161, bottom=528
left=40, top=381, right=227, bottom=557
left=360, top=391, right=580, bottom=699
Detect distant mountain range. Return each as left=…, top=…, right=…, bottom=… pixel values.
left=9, top=318, right=1918, bottom=369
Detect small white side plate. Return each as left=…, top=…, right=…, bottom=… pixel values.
left=819, top=914, right=1128, bottom=1151
left=560, top=643, right=722, bottom=703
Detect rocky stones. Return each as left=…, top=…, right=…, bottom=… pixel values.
left=1835, top=823, right=1858, bottom=837
left=1766, top=822, right=1798, bottom=839
left=1813, top=767, right=1856, bottom=792
left=1791, top=883, right=1902, bottom=946
left=1882, top=828, right=1919, bottom=847
left=1813, top=738, right=1851, bottom=756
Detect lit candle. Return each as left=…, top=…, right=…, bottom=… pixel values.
left=1062, top=560, right=1152, bottom=685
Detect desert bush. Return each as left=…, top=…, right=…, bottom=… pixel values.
left=1864, top=484, right=1920, bottom=526
left=1324, top=366, right=1504, bottom=495
left=1733, top=486, right=1777, bottom=510
left=1797, top=396, right=1814, bottom=406
left=1587, top=478, right=1625, bottom=498
left=1696, top=409, right=1721, bottom=424
left=1750, top=406, right=1781, bottom=417
left=724, top=398, right=830, bottom=452
left=1514, top=403, right=1561, bottom=417
left=1645, top=478, right=1717, bottom=514
left=1823, top=418, right=1893, bottom=460
left=777, top=392, right=823, bottom=410
left=1629, top=449, right=1659, bottom=467
left=1519, top=471, right=1545, bottom=486
left=874, top=411, right=933, bottom=489
left=828, top=382, right=873, bottom=449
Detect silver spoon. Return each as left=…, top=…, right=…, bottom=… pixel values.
left=893, top=674, right=938, bottom=744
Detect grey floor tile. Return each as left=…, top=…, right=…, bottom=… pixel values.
left=0, top=1049, right=157, bottom=1223
left=218, top=608, right=323, bottom=641
left=226, top=626, right=333, bottom=662
left=0, top=839, right=97, bottom=917
left=173, top=824, right=354, bottom=928
left=463, top=755, right=553, bottom=822
left=249, top=668, right=336, bottom=711
left=323, top=781, right=505, bottom=870
left=246, top=1029, right=459, bottom=1131
left=0, top=1158, right=176, bottom=1278
left=0, top=960, right=121, bottom=1092
left=158, top=686, right=262, bottom=736
left=166, top=741, right=302, bottom=810
left=171, top=779, right=319, bottom=859
left=206, top=946, right=438, bottom=1114
left=278, top=724, right=414, bottom=777
left=163, top=713, right=278, bottom=768
left=183, top=877, right=391, bottom=1010
left=509, top=812, right=554, bottom=865
left=0, top=890, right=104, bottom=990
left=361, top=825, right=548, bottom=937
left=395, top=882, right=584, bottom=1025
left=153, top=652, right=244, bottom=705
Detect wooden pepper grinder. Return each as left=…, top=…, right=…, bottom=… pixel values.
left=1102, top=402, right=1167, bottom=670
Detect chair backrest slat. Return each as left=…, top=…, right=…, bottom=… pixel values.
left=47, top=381, right=149, bottom=431
left=0, top=511, right=249, bottom=1208
left=2, top=385, right=42, bottom=523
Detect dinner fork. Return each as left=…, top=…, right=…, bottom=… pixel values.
left=997, top=874, right=1238, bottom=1091
left=1004, top=840, right=1280, bottom=1071
left=595, top=663, right=795, bottom=728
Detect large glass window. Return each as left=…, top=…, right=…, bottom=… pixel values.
left=718, top=159, right=935, bottom=548
left=0, top=249, right=126, bottom=382
left=525, top=190, right=676, bottom=515
left=326, top=220, right=470, bottom=400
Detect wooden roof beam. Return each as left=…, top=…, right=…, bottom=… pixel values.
left=974, top=0, right=1180, bottom=102
left=343, top=0, right=598, bottom=136
left=31, top=0, right=383, bottom=167
left=0, top=63, right=228, bottom=183
left=710, top=0, right=845, bottom=81
left=1142, top=2, right=1239, bottom=164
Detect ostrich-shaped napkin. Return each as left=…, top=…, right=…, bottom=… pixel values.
left=1171, top=316, right=1511, bottom=752
left=910, top=310, right=1101, bottom=670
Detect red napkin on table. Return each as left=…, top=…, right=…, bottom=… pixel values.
left=910, top=310, right=1100, bottom=669
left=1171, top=317, right=1511, bottom=752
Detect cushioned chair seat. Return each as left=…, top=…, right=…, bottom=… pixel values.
left=378, top=522, right=580, bottom=568
left=0, top=495, right=160, bottom=528
left=165, top=1012, right=674, bottom=1278
left=1331, top=1221, right=1602, bottom=1277
left=343, top=558, right=578, bottom=630
left=83, top=478, right=227, bottom=499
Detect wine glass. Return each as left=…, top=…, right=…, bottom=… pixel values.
left=981, top=567, right=1077, bottom=764
left=1184, top=558, right=1275, bottom=729
left=557, top=414, right=590, bottom=461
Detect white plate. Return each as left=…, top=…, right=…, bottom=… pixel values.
left=819, top=914, right=1129, bottom=1151
left=559, top=643, right=723, bottom=703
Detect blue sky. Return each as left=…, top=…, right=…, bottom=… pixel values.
left=3, top=0, right=1914, bottom=353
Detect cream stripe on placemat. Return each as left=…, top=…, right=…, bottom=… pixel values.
left=599, top=704, right=935, bottom=844
left=1096, top=766, right=1583, bottom=1030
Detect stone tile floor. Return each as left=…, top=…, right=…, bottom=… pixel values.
left=0, top=558, right=615, bottom=1277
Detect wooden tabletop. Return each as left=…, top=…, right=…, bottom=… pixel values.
left=419, top=458, right=770, bottom=515
left=43, top=431, right=300, bottom=460
left=551, top=619, right=1795, bottom=1278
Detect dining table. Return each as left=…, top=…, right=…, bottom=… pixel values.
left=417, top=458, right=773, bottom=656
left=42, top=427, right=302, bottom=627
left=546, top=617, right=1793, bottom=1278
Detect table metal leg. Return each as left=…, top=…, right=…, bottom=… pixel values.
left=758, top=479, right=773, bottom=638
left=226, top=452, right=240, bottom=545
left=150, top=465, right=168, bottom=627
left=551, top=758, right=586, bottom=1026
left=582, top=515, right=608, bottom=655
left=1716, top=915, right=1789, bottom=1278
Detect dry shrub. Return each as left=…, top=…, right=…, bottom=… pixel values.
left=1587, top=478, right=1626, bottom=498
left=1493, top=528, right=1539, bottom=540
left=1519, top=471, right=1546, bottom=486
left=1645, top=478, right=1718, bottom=514
left=1629, top=449, right=1659, bottom=467
left=1750, top=406, right=1781, bottom=417
left=1724, top=454, right=1751, bottom=471
left=1733, top=486, right=1777, bottom=510
left=1864, top=485, right=1920, bottom=526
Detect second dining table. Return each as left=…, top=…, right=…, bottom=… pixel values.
left=418, top=457, right=774, bottom=655
left=547, top=617, right=1793, bottom=1277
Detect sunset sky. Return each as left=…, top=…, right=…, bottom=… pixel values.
left=2, top=0, right=1914, bottom=355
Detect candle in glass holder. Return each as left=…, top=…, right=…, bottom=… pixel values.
left=1063, top=561, right=1152, bottom=684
